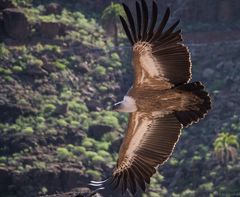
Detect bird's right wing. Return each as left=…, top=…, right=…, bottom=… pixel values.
left=120, top=0, right=192, bottom=89
left=90, top=112, right=182, bottom=194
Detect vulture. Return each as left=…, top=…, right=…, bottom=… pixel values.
left=90, top=0, right=211, bottom=195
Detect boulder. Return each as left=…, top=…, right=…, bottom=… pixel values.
left=74, top=62, right=90, bottom=74
left=43, top=63, right=58, bottom=72
left=60, top=168, right=87, bottom=191
left=40, top=21, right=60, bottom=38
left=85, top=101, right=98, bottom=111
left=0, top=104, right=35, bottom=123
left=0, top=0, right=15, bottom=10
left=45, top=3, right=62, bottom=15
left=2, top=8, right=30, bottom=40
left=25, top=64, right=48, bottom=76
left=54, top=103, right=68, bottom=116
left=0, top=133, right=38, bottom=154
left=0, top=168, right=12, bottom=194
left=88, top=125, right=113, bottom=140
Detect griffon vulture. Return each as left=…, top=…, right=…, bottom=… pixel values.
left=90, top=0, right=211, bottom=195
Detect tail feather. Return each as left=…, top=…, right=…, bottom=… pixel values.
left=175, top=82, right=211, bottom=127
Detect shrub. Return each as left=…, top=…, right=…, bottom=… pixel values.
left=33, top=161, right=46, bottom=169
left=39, top=187, right=48, bottom=195
left=17, top=99, right=29, bottom=106
left=12, top=66, right=23, bottom=73
left=92, top=155, right=105, bottom=165
left=192, top=155, right=201, bottom=162
left=73, top=146, right=86, bottom=155
left=95, top=65, right=106, bottom=76
left=28, top=58, right=43, bottom=67
left=0, top=68, right=12, bottom=75
left=4, top=76, right=14, bottom=82
left=70, top=120, right=79, bottom=128
left=36, top=116, right=45, bottom=124
left=56, top=147, right=74, bottom=161
left=43, top=104, right=56, bottom=114
left=98, top=150, right=110, bottom=157
left=0, top=156, right=7, bottom=163
left=169, top=157, right=178, bottom=166
left=99, top=86, right=108, bottom=92
left=90, top=111, right=120, bottom=128
left=82, top=138, right=95, bottom=148
left=0, top=43, right=10, bottom=58
left=85, top=151, right=98, bottom=159
left=68, top=101, right=88, bottom=113
left=67, top=144, right=75, bottom=151
left=199, top=182, right=213, bottom=192
left=22, top=127, right=34, bottom=134
left=95, top=142, right=110, bottom=151
left=101, top=115, right=119, bottom=128
left=60, top=90, right=73, bottom=100
left=54, top=61, right=66, bottom=70
left=47, top=128, right=57, bottom=135
left=181, top=189, right=196, bottom=197
left=111, top=53, right=120, bottom=62
left=86, top=169, right=101, bottom=179
left=56, top=119, right=68, bottom=127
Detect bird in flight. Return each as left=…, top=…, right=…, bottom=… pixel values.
left=90, top=0, right=211, bottom=195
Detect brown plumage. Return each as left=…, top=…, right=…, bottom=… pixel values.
left=90, top=0, right=211, bottom=195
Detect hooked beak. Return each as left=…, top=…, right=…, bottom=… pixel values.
left=112, top=102, right=121, bottom=111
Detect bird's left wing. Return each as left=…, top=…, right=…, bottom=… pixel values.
left=120, top=0, right=192, bottom=88
left=90, top=112, right=182, bottom=194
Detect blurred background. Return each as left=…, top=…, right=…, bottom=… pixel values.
left=0, top=0, right=240, bottom=196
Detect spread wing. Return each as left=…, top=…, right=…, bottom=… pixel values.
left=90, top=112, right=182, bottom=194
left=120, top=0, right=192, bottom=89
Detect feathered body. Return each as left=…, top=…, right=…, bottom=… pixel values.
left=90, top=0, right=211, bottom=195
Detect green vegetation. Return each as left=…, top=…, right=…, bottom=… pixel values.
left=102, top=2, right=124, bottom=47
left=213, top=132, right=239, bottom=164
left=86, top=169, right=101, bottom=179
left=0, top=1, right=239, bottom=197
left=56, top=147, right=74, bottom=161
left=22, top=127, right=34, bottom=134
left=0, top=43, right=10, bottom=58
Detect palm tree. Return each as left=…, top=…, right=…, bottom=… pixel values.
left=101, top=2, right=125, bottom=47
left=213, top=132, right=239, bottom=164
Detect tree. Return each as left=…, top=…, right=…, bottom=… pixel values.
left=213, top=132, right=239, bottom=164
left=101, top=2, right=125, bottom=47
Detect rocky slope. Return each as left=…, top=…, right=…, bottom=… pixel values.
left=0, top=0, right=240, bottom=197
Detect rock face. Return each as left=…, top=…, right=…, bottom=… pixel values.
left=0, top=104, right=35, bottom=123
left=45, top=3, right=62, bottom=15
left=0, top=165, right=91, bottom=197
left=0, top=133, right=38, bottom=153
left=88, top=125, right=113, bottom=140
left=0, top=168, right=12, bottom=194
left=2, top=8, right=29, bottom=40
left=0, top=14, right=4, bottom=36
left=0, top=0, right=15, bottom=10
left=40, top=22, right=60, bottom=38
left=42, top=187, right=102, bottom=197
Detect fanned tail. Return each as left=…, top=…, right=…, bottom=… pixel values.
left=175, top=82, right=211, bottom=127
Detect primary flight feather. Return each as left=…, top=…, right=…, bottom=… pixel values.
left=90, top=0, right=211, bottom=195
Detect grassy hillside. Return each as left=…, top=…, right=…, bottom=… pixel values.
left=0, top=1, right=239, bottom=197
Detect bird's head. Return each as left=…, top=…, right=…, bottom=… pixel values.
left=112, top=96, right=137, bottom=113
